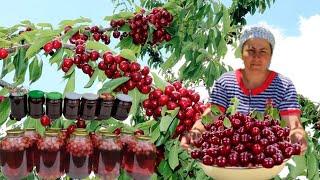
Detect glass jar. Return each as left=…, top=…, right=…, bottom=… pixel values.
left=0, top=129, right=32, bottom=180
left=24, top=128, right=40, bottom=171
left=63, top=92, right=81, bottom=120
left=28, top=90, right=45, bottom=118
left=46, top=92, right=63, bottom=120
left=96, top=93, right=115, bottom=120
left=96, top=133, right=122, bottom=179
left=91, top=130, right=105, bottom=174
left=9, top=92, right=28, bottom=120
left=66, top=131, right=93, bottom=179
left=125, top=136, right=157, bottom=180
left=80, top=93, right=99, bottom=120
left=111, top=94, right=132, bottom=121
left=35, top=131, right=65, bottom=180
left=120, top=131, right=137, bottom=172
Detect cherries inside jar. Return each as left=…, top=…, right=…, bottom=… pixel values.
left=0, top=129, right=32, bottom=180
left=35, top=131, right=65, bottom=180
left=65, top=131, right=93, bottom=179
left=24, top=128, right=40, bottom=171
left=95, top=133, right=123, bottom=179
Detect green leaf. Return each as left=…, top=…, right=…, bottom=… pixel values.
left=151, top=126, right=160, bottom=143
left=49, top=48, right=64, bottom=65
left=211, top=104, right=221, bottom=116
left=158, top=160, right=173, bottom=179
left=87, top=120, right=102, bottom=132
left=13, top=48, right=28, bottom=85
left=288, top=155, right=307, bottom=178
left=23, top=117, right=36, bottom=129
left=168, top=142, right=179, bottom=170
left=62, top=119, right=75, bottom=129
left=51, top=118, right=62, bottom=128
left=128, top=88, right=142, bottom=116
left=213, top=11, right=223, bottom=26
left=120, top=49, right=136, bottom=62
left=223, top=117, right=231, bottom=128
left=6, top=119, right=17, bottom=127
left=28, top=56, right=43, bottom=84
left=160, top=115, right=174, bottom=132
left=35, top=118, right=45, bottom=135
left=98, top=77, right=130, bottom=94
left=202, top=115, right=213, bottom=125
left=0, top=98, right=10, bottom=126
left=37, top=23, right=53, bottom=29
left=26, top=36, right=54, bottom=59
left=86, top=41, right=110, bottom=52
left=104, top=12, right=134, bottom=21
left=306, top=150, right=319, bottom=179
left=84, top=69, right=98, bottom=88
left=63, top=71, right=75, bottom=96
left=151, top=72, right=168, bottom=91
left=168, top=118, right=179, bottom=136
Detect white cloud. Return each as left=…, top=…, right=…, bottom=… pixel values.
left=223, top=14, right=320, bottom=103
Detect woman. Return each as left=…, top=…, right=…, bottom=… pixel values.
left=181, top=25, right=307, bottom=153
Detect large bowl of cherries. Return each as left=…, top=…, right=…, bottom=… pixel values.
left=190, top=112, right=302, bottom=180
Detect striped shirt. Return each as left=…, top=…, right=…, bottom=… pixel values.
left=209, top=69, right=301, bottom=116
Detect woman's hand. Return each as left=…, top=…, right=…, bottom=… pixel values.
left=290, top=127, right=308, bottom=154
left=180, top=120, right=205, bottom=151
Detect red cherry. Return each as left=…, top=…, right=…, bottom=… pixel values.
left=228, top=152, right=239, bottom=166
left=262, top=158, right=275, bottom=168
left=158, top=95, right=169, bottom=106
left=185, top=108, right=195, bottom=119
left=98, top=61, right=107, bottom=70
left=105, top=69, right=114, bottom=78
left=177, top=110, right=186, bottom=120
left=113, top=128, right=121, bottom=135
left=190, top=93, right=200, bottom=103
left=202, top=155, right=214, bottom=166
left=292, top=143, right=301, bottom=155
left=175, top=125, right=185, bottom=134
left=90, top=26, right=99, bottom=33
left=113, top=71, right=122, bottom=79
left=52, top=40, right=62, bottom=49
left=117, top=61, right=128, bottom=72
left=76, top=45, right=85, bottom=54
left=178, top=88, right=189, bottom=97
left=81, top=53, right=90, bottom=63
left=141, top=66, right=150, bottom=75
left=93, top=33, right=101, bottom=41
left=146, top=109, right=153, bottom=116
left=191, top=149, right=201, bottom=159
left=167, top=101, right=178, bottom=110
left=164, top=85, right=175, bottom=96
left=62, top=66, right=70, bottom=73
left=82, top=64, right=92, bottom=74
left=67, top=124, right=76, bottom=134
left=284, top=147, right=294, bottom=158
left=43, top=42, right=54, bottom=53
left=125, top=80, right=136, bottom=90
left=170, top=91, right=181, bottom=101
left=184, top=119, right=193, bottom=127
left=63, top=58, right=74, bottom=68
left=131, top=72, right=142, bottom=82
left=40, top=115, right=51, bottom=126
left=178, top=98, right=192, bottom=109
left=172, top=81, right=182, bottom=90
left=143, top=99, right=151, bottom=109
left=140, top=85, right=151, bottom=94
left=272, top=153, right=284, bottom=165
left=143, top=75, right=153, bottom=85
left=110, top=20, right=117, bottom=28
left=154, top=106, right=162, bottom=117
left=254, top=153, right=266, bottom=164
left=134, top=129, right=144, bottom=136
left=251, top=127, right=260, bottom=136
left=90, top=51, right=100, bottom=61
left=216, top=156, right=227, bottom=167
left=76, top=119, right=86, bottom=128
left=130, top=62, right=141, bottom=72
left=103, top=54, right=114, bottom=64
left=0, top=48, right=9, bottom=59
left=113, top=31, right=121, bottom=38
left=252, top=144, right=263, bottom=155
left=164, top=34, right=172, bottom=41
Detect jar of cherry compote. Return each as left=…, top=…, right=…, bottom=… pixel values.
left=127, top=136, right=157, bottom=180
left=96, top=93, right=115, bottom=120
left=80, top=93, right=99, bottom=120
left=65, top=131, right=93, bottom=179
left=96, top=133, right=123, bottom=179
left=35, top=131, right=65, bottom=180
left=111, top=94, right=132, bottom=121
left=9, top=92, right=28, bottom=120
left=63, top=92, right=82, bottom=120
left=24, top=128, right=40, bottom=171
left=0, top=129, right=32, bottom=180
left=91, top=129, right=106, bottom=174
left=46, top=92, right=63, bottom=120
left=28, top=90, right=45, bottom=118
left=121, top=131, right=137, bottom=174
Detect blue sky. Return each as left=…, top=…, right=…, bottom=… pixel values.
left=1, top=0, right=320, bottom=98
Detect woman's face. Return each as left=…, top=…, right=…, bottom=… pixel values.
left=242, top=38, right=272, bottom=73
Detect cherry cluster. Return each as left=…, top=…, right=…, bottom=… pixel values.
left=89, top=25, right=111, bottom=44
left=98, top=52, right=153, bottom=94
left=128, top=13, right=149, bottom=45
left=0, top=48, right=9, bottom=60
left=66, top=135, right=93, bottom=157
left=142, top=81, right=207, bottom=135
left=191, top=113, right=302, bottom=168
left=147, top=7, right=173, bottom=44
left=110, top=19, right=126, bottom=40
left=43, top=39, right=62, bottom=54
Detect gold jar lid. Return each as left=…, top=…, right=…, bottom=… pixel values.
left=45, top=131, right=59, bottom=137
left=47, top=127, right=61, bottom=132
left=6, top=129, right=24, bottom=135
left=137, top=135, right=151, bottom=141
left=102, top=133, right=117, bottom=138
left=72, top=131, right=89, bottom=136
left=75, top=128, right=87, bottom=132
left=25, top=128, right=36, bottom=131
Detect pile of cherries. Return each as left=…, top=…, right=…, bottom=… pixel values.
left=147, top=7, right=173, bottom=44
left=191, top=113, right=302, bottom=168
left=128, top=12, right=149, bottom=45
left=142, top=81, right=208, bottom=135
